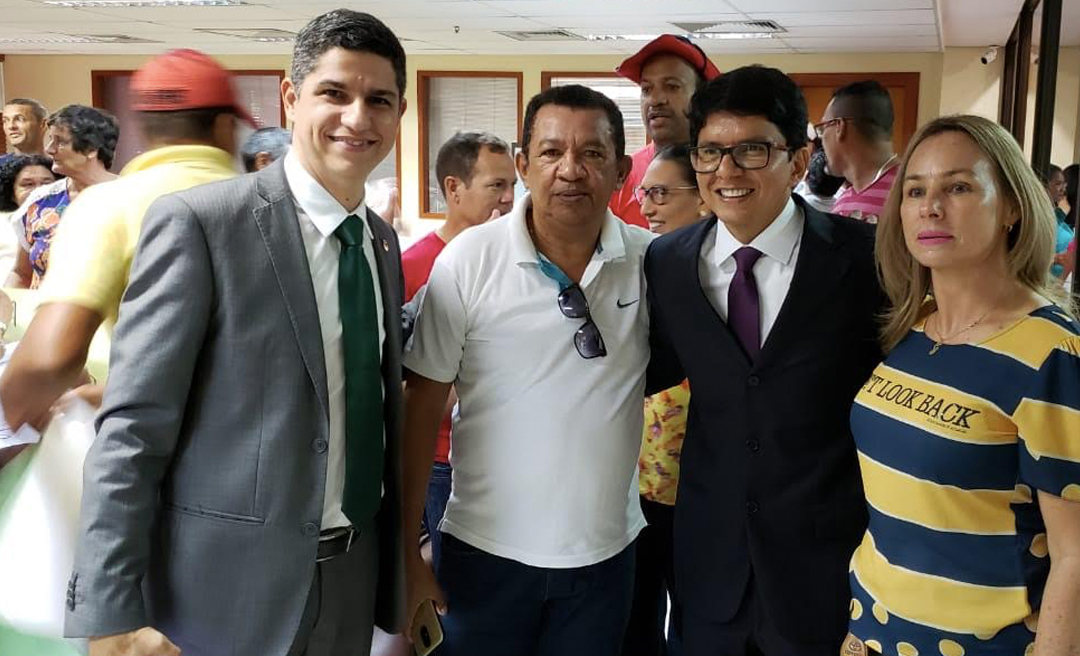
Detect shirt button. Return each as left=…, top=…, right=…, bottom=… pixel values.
left=302, top=522, right=319, bottom=537
left=747, top=439, right=761, bottom=453
left=747, top=375, right=760, bottom=387
left=746, top=501, right=759, bottom=515
left=312, top=439, right=328, bottom=454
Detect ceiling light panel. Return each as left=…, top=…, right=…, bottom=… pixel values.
left=44, top=0, right=244, bottom=7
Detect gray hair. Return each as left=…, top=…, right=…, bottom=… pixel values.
left=290, top=9, right=406, bottom=98
left=435, top=131, right=510, bottom=197
left=241, top=127, right=291, bottom=172
left=5, top=98, right=47, bottom=122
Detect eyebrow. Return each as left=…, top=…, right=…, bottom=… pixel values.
left=698, top=138, right=774, bottom=147
left=314, top=79, right=399, bottom=100
left=904, top=168, right=975, bottom=182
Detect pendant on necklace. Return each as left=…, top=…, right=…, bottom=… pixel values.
left=928, top=341, right=942, bottom=356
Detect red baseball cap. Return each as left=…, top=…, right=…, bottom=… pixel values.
left=616, top=35, right=721, bottom=84
left=131, top=49, right=258, bottom=127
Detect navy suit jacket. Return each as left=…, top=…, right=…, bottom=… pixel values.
left=645, top=195, right=885, bottom=642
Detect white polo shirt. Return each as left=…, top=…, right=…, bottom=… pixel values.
left=404, top=192, right=653, bottom=569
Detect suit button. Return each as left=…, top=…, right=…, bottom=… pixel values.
left=312, top=439, right=328, bottom=454
left=747, top=439, right=761, bottom=453
left=302, top=522, right=319, bottom=537
left=747, top=375, right=760, bottom=387
left=746, top=501, right=759, bottom=515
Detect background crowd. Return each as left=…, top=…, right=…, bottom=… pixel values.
left=0, top=7, right=1078, bottom=656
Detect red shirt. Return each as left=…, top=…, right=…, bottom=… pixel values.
left=608, top=143, right=654, bottom=229
left=402, top=230, right=452, bottom=464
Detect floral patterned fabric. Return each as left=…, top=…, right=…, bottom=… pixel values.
left=639, top=379, right=689, bottom=506
left=13, top=178, right=70, bottom=289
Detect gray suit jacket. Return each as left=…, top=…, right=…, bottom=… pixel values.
left=65, top=159, right=406, bottom=654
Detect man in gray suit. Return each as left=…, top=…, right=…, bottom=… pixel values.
left=65, top=10, right=407, bottom=656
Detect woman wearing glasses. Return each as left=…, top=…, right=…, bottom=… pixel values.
left=845, top=115, right=1080, bottom=656
left=4, top=105, right=118, bottom=289
left=623, top=144, right=706, bottom=656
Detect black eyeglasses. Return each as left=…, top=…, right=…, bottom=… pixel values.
left=557, top=284, right=606, bottom=359
left=633, top=184, right=699, bottom=206
left=689, top=142, right=795, bottom=173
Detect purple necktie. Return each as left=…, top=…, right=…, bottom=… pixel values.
left=728, top=246, right=763, bottom=359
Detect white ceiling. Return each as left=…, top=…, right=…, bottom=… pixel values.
left=0, top=0, right=1074, bottom=56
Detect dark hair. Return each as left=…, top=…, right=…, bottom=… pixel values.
left=47, top=105, right=120, bottom=169
left=435, top=131, right=509, bottom=196
left=241, top=127, right=292, bottom=172
left=522, top=84, right=625, bottom=159
left=138, top=106, right=234, bottom=148
left=291, top=9, right=406, bottom=98
left=806, top=143, right=845, bottom=198
left=688, top=65, right=808, bottom=151
left=651, top=143, right=697, bottom=187
left=4, top=98, right=47, bottom=122
left=830, top=80, right=894, bottom=142
left=1064, top=163, right=1078, bottom=230
left=0, top=154, right=55, bottom=211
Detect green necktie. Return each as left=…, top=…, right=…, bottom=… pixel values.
left=334, top=214, right=384, bottom=529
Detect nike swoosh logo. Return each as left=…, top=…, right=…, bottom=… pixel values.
left=616, top=299, right=639, bottom=309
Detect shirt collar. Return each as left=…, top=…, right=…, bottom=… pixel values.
left=283, top=151, right=370, bottom=240
left=508, top=192, right=628, bottom=266
left=712, top=195, right=802, bottom=268
left=119, top=144, right=235, bottom=177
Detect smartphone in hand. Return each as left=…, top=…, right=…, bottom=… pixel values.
left=410, top=598, right=444, bottom=656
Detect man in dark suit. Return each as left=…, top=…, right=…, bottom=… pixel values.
left=645, top=65, right=884, bottom=656
left=65, top=10, right=406, bottom=656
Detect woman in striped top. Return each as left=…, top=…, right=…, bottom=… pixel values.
left=845, top=115, right=1080, bottom=656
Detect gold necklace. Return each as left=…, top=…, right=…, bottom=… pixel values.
left=927, top=308, right=993, bottom=355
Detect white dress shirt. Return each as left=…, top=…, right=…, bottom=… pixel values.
left=283, top=152, right=386, bottom=531
left=698, top=196, right=804, bottom=346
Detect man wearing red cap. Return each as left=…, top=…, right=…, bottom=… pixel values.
left=1, top=48, right=249, bottom=435
left=609, top=35, right=720, bottom=229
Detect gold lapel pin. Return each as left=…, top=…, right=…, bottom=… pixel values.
left=382, top=239, right=390, bottom=252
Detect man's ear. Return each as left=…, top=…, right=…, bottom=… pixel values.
left=282, top=77, right=298, bottom=125
left=444, top=176, right=462, bottom=204
left=789, top=144, right=811, bottom=190
left=515, top=150, right=531, bottom=190
left=254, top=152, right=274, bottom=171
left=616, top=154, right=633, bottom=187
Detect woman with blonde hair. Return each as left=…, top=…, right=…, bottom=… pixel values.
left=844, top=114, right=1080, bottom=656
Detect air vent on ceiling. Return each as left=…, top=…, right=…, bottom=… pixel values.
left=496, top=29, right=584, bottom=42
left=670, top=20, right=786, bottom=35
left=196, top=28, right=295, bottom=42
left=0, top=33, right=161, bottom=43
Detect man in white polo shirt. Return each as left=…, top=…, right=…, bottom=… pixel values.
left=402, top=84, right=653, bottom=656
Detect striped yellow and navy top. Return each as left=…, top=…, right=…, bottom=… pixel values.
left=848, top=305, right=1080, bottom=656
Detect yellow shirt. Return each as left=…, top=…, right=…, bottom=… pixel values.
left=37, top=145, right=237, bottom=326
left=638, top=379, right=689, bottom=505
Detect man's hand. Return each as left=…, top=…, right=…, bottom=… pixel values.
left=53, top=383, right=105, bottom=413
left=404, top=555, right=447, bottom=643
left=89, top=628, right=180, bottom=656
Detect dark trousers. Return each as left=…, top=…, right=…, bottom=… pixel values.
left=437, top=532, right=636, bottom=656
left=287, top=527, right=379, bottom=656
left=682, top=575, right=839, bottom=656
left=622, top=497, right=683, bottom=656
left=422, top=460, right=453, bottom=572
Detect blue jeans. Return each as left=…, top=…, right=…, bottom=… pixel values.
left=437, top=533, right=636, bottom=656
left=422, top=461, right=452, bottom=573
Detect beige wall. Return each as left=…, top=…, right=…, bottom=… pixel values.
left=3, top=50, right=946, bottom=221
left=939, top=47, right=1003, bottom=119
